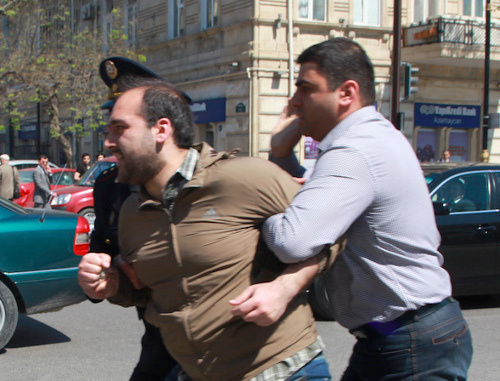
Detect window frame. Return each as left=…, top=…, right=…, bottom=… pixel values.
left=297, top=0, right=326, bottom=22
left=168, top=0, right=185, bottom=39
left=201, top=0, right=219, bottom=30
left=353, top=0, right=381, bottom=27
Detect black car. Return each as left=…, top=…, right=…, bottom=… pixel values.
left=422, top=162, right=500, bottom=296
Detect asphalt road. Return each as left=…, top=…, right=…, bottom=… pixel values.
left=1, top=295, right=499, bottom=380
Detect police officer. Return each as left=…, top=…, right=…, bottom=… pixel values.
left=90, top=57, right=190, bottom=381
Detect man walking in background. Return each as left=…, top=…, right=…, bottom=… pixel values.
left=0, top=154, right=20, bottom=201
left=33, top=154, right=56, bottom=208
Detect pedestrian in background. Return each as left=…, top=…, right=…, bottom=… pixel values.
left=0, top=154, right=20, bottom=201
left=33, top=154, right=56, bottom=208
left=74, top=153, right=91, bottom=181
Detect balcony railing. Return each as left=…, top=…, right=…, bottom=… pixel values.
left=403, top=17, right=500, bottom=47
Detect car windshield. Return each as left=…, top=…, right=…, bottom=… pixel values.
left=77, top=161, right=116, bottom=187
left=53, top=171, right=75, bottom=186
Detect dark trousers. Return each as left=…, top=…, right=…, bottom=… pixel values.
left=130, top=307, right=176, bottom=381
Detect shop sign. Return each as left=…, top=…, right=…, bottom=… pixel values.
left=190, top=98, right=226, bottom=124
left=18, top=123, right=38, bottom=140
left=414, top=103, right=480, bottom=128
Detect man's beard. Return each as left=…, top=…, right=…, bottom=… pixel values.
left=117, top=145, right=165, bottom=185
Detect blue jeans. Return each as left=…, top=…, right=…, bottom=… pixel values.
left=341, top=298, right=473, bottom=380
left=286, top=353, right=331, bottom=381
left=167, top=353, right=331, bottom=381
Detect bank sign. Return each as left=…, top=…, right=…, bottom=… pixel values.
left=414, top=103, right=481, bottom=128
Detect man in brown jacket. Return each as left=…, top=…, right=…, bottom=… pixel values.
left=78, top=83, right=341, bottom=380
left=0, top=154, right=20, bottom=201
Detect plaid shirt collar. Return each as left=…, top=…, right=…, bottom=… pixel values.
left=161, top=147, right=199, bottom=210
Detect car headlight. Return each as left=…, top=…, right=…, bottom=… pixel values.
left=51, top=193, right=71, bottom=205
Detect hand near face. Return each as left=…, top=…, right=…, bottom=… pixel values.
left=78, top=253, right=119, bottom=299
left=270, top=105, right=302, bottom=158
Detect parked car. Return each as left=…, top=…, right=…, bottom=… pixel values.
left=13, top=168, right=76, bottom=208
left=422, top=162, right=500, bottom=296
left=51, top=157, right=117, bottom=230
left=0, top=197, right=90, bottom=349
left=6, top=159, right=58, bottom=170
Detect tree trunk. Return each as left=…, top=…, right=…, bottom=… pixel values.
left=48, top=91, right=74, bottom=168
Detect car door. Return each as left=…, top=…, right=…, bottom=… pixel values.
left=431, top=171, right=500, bottom=296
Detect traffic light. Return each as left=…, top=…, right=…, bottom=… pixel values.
left=403, top=63, right=419, bottom=100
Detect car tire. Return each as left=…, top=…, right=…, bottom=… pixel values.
left=79, top=208, right=96, bottom=231
left=0, top=281, right=18, bottom=350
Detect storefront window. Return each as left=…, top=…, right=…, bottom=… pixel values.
left=416, top=129, right=437, bottom=162
left=448, top=130, right=468, bottom=161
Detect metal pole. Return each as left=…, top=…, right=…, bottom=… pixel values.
left=482, top=0, right=491, bottom=161
left=391, top=0, right=402, bottom=129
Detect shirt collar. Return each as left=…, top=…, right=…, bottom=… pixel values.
left=175, top=147, right=199, bottom=182
left=318, top=105, right=378, bottom=153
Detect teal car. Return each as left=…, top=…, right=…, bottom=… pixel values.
left=0, top=198, right=90, bottom=349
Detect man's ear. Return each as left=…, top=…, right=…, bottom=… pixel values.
left=154, top=117, right=173, bottom=143
left=338, top=80, right=359, bottom=107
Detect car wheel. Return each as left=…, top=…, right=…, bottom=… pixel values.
left=0, top=281, right=18, bottom=350
left=79, top=208, right=96, bottom=231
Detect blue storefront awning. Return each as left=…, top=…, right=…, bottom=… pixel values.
left=190, top=98, right=226, bottom=124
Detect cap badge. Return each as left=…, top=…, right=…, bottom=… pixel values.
left=105, top=60, right=118, bottom=80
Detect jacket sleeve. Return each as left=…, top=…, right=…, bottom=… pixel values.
left=107, top=265, right=150, bottom=308
left=13, top=167, right=20, bottom=190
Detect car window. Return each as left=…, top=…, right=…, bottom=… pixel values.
left=52, top=171, right=75, bottom=186
left=19, top=170, right=34, bottom=182
left=431, top=172, right=490, bottom=213
left=77, top=161, right=115, bottom=187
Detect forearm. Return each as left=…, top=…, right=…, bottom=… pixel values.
left=274, top=256, right=319, bottom=303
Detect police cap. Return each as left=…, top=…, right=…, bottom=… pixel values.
left=99, top=56, right=192, bottom=109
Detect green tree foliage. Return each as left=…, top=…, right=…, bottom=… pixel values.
left=0, top=0, right=143, bottom=166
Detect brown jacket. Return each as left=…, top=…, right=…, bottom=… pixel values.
left=113, top=143, right=331, bottom=380
left=0, top=163, right=20, bottom=200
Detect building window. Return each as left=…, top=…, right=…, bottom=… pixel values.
left=168, top=0, right=185, bottom=39
left=125, top=0, right=137, bottom=47
left=201, top=0, right=219, bottom=30
left=298, top=0, right=325, bottom=22
left=413, top=0, right=439, bottom=23
left=463, top=0, right=484, bottom=18
left=353, top=0, right=380, bottom=26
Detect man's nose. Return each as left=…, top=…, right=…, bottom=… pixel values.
left=104, top=133, right=115, bottom=150
left=290, top=92, right=301, bottom=107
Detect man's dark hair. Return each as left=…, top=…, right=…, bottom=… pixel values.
left=116, top=75, right=191, bottom=105
left=139, top=84, right=195, bottom=149
left=39, top=154, right=48, bottom=160
left=82, top=153, right=90, bottom=159
left=297, top=37, right=376, bottom=106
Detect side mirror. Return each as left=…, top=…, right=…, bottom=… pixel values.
left=433, top=201, right=450, bottom=216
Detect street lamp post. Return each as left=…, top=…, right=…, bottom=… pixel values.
left=482, top=0, right=491, bottom=162
left=391, top=0, right=402, bottom=129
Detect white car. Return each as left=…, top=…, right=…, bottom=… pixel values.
left=6, top=159, right=59, bottom=170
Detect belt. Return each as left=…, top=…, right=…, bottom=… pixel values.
left=350, top=297, right=454, bottom=339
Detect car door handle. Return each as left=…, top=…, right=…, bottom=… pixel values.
left=477, top=225, right=496, bottom=235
